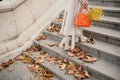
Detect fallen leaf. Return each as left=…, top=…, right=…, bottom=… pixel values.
left=82, top=55, right=97, bottom=63
left=36, top=34, right=46, bottom=41
left=75, top=65, right=83, bottom=71
left=87, top=36, right=95, bottom=44
left=44, top=71, right=54, bottom=77
left=15, top=55, right=24, bottom=60
left=47, top=24, right=60, bottom=33
left=60, top=63, right=66, bottom=70
left=47, top=24, right=55, bottom=32
left=21, top=55, right=34, bottom=63
left=47, top=56, right=58, bottom=63
left=54, top=26, right=60, bottom=32
left=47, top=43, right=55, bottom=47
left=36, top=54, right=48, bottom=63
left=77, top=51, right=86, bottom=59
left=66, top=65, right=76, bottom=75
left=74, top=73, right=85, bottom=79
left=66, top=69, right=74, bottom=75
left=28, top=64, right=40, bottom=72
left=83, top=70, right=91, bottom=78
left=70, top=47, right=81, bottom=53
left=0, top=66, right=4, bottom=71
left=1, top=59, right=14, bottom=67
left=8, top=66, right=14, bottom=72
left=55, top=18, right=63, bottom=23
left=67, top=52, right=74, bottom=57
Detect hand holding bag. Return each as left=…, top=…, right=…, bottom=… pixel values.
left=74, top=6, right=91, bottom=27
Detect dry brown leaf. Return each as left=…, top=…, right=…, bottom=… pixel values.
left=36, top=54, right=48, bottom=63
left=0, top=66, right=4, bottom=71
left=87, top=37, right=95, bottom=44
left=66, top=69, right=74, bottom=75
left=15, top=55, right=24, bottom=60
left=67, top=52, right=74, bottom=57
left=70, top=47, right=81, bottom=53
left=55, top=18, right=63, bottom=23
left=56, top=59, right=67, bottom=65
left=47, top=56, right=58, bottom=63
left=28, top=64, right=40, bottom=72
left=36, top=34, right=46, bottom=41
left=74, top=73, right=85, bottom=79
left=47, top=24, right=60, bottom=33
left=1, top=59, right=14, bottom=67
left=54, top=27, right=60, bottom=32
left=75, top=65, right=83, bottom=71
left=66, top=65, right=76, bottom=75
left=83, top=70, right=91, bottom=78
left=20, top=56, right=34, bottom=63
left=8, top=66, right=14, bottom=72
left=47, top=43, right=55, bottom=47
left=60, top=63, right=66, bottom=70
left=77, top=52, right=86, bottom=59
left=47, top=25, right=55, bottom=32
left=82, top=55, right=97, bottom=63
left=44, top=71, right=54, bottom=77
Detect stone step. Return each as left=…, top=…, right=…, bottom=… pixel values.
left=83, top=25, right=120, bottom=46
left=52, top=21, right=120, bottom=46
left=0, top=60, right=60, bottom=80
left=89, top=5, right=120, bottom=17
left=29, top=52, right=97, bottom=80
left=93, top=16, right=120, bottom=27
left=34, top=39, right=120, bottom=80
left=0, top=61, right=36, bottom=80
left=43, top=31, right=120, bottom=65
left=89, top=0, right=120, bottom=7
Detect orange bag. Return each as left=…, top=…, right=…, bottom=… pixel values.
left=74, top=9, right=91, bottom=27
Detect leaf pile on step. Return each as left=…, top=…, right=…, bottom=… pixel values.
left=16, top=55, right=35, bottom=63
left=55, top=14, right=63, bottom=23
left=66, top=62, right=91, bottom=80
left=36, top=34, right=46, bottom=41
left=26, top=46, right=91, bottom=80
left=0, top=45, right=54, bottom=80
left=28, top=63, right=54, bottom=80
left=0, top=59, right=14, bottom=71
left=25, top=45, right=40, bottom=54
left=47, top=24, right=60, bottom=33
left=47, top=56, right=91, bottom=80
left=16, top=54, right=54, bottom=80
left=67, top=47, right=97, bottom=63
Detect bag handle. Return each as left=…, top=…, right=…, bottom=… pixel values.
left=79, top=0, right=89, bottom=13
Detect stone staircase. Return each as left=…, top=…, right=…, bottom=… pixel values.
left=0, top=0, right=120, bottom=80
left=31, top=0, right=120, bottom=80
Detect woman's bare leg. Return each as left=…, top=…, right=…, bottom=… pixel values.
left=71, top=35, right=75, bottom=49
left=75, top=35, right=79, bottom=42
left=79, top=27, right=87, bottom=42
left=59, top=36, right=71, bottom=50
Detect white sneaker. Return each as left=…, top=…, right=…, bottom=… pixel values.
left=80, top=36, right=87, bottom=42
left=59, top=36, right=71, bottom=50
left=75, top=35, right=79, bottom=42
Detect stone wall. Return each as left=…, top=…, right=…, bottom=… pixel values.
left=0, top=0, right=65, bottom=54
